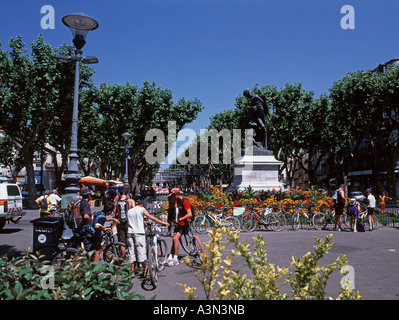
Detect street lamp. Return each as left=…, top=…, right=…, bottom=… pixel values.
left=57, top=13, right=99, bottom=197
left=121, top=132, right=132, bottom=190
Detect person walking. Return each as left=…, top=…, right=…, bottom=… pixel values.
left=167, top=188, right=193, bottom=266
left=334, top=184, right=346, bottom=231
left=126, top=199, right=169, bottom=273
left=366, top=189, right=376, bottom=231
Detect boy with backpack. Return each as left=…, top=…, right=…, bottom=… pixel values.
left=91, top=199, right=120, bottom=261
left=113, top=189, right=135, bottom=258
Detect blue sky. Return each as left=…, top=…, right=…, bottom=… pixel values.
left=1, top=0, right=399, bottom=164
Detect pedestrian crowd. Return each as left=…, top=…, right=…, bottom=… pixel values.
left=333, top=184, right=383, bottom=232
left=35, top=184, right=193, bottom=273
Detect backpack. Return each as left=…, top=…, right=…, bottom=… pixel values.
left=66, top=198, right=82, bottom=229
left=182, top=198, right=195, bottom=222
left=91, top=211, right=106, bottom=228
left=40, top=196, right=48, bottom=210
left=357, top=218, right=365, bottom=232
left=333, top=189, right=344, bottom=206
left=116, top=199, right=129, bottom=223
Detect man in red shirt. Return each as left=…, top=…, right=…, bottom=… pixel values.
left=167, top=188, right=192, bottom=266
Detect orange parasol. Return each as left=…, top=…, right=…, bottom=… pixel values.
left=78, top=176, right=108, bottom=187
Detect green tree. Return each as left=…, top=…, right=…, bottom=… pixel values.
left=329, top=66, right=399, bottom=198
left=0, top=35, right=94, bottom=204
left=85, top=81, right=203, bottom=191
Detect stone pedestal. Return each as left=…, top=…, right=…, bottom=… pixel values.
left=231, top=149, right=283, bottom=191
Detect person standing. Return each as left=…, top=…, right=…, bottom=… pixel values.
left=366, top=189, right=376, bottom=231
left=35, top=190, right=55, bottom=217
left=127, top=200, right=169, bottom=273
left=334, top=184, right=346, bottom=231
left=167, top=188, right=193, bottom=266
left=347, top=198, right=360, bottom=232
left=49, top=189, right=62, bottom=212
left=379, top=192, right=392, bottom=213
left=113, top=189, right=135, bottom=258
left=167, top=190, right=178, bottom=236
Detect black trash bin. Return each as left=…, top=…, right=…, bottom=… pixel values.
left=31, top=216, right=63, bottom=261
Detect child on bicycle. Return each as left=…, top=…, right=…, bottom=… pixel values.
left=92, top=199, right=120, bottom=261
left=347, top=198, right=360, bottom=232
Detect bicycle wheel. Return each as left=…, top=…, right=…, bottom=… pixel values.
left=240, top=213, right=256, bottom=232
left=264, top=213, right=281, bottom=231
left=103, top=241, right=126, bottom=265
left=342, top=213, right=350, bottom=229
left=223, top=216, right=241, bottom=232
left=157, top=238, right=168, bottom=272
left=192, top=215, right=210, bottom=234
left=179, top=232, right=197, bottom=256
left=366, top=215, right=380, bottom=230
left=312, top=212, right=327, bottom=230
left=51, top=247, right=80, bottom=267
left=291, top=212, right=301, bottom=231
left=275, top=212, right=287, bottom=231
left=147, top=243, right=158, bottom=289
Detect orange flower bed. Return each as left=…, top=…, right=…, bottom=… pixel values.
left=160, top=187, right=334, bottom=218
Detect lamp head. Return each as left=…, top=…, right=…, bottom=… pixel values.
left=62, top=13, right=99, bottom=50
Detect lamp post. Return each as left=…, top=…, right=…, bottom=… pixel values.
left=121, top=132, right=132, bottom=191
left=57, top=13, right=98, bottom=197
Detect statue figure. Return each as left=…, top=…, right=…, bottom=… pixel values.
left=243, top=89, right=269, bottom=151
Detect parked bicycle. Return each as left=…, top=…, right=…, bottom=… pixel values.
left=291, top=205, right=321, bottom=231
left=143, top=221, right=168, bottom=289
left=240, top=206, right=283, bottom=232
left=312, top=209, right=349, bottom=230
left=193, top=207, right=241, bottom=234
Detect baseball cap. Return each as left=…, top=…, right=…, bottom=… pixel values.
left=80, top=188, right=92, bottom=196
left=170, top=188, right=181, bottom=194
left=136, top=199, right=144, bottom=205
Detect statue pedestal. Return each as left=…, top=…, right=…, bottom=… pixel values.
left=231, top=149, right=284, bottom=191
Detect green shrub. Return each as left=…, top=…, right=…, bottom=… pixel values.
left=0, top=248, right=144, bottom=300
left=181, top=228, right=363, bottom=300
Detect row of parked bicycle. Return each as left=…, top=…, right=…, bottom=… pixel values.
left=190, top=205, right=379, bottom=233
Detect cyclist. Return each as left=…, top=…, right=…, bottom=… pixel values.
left=127, top=199, right=169, bottom=273
left=92, top=200, right=120, bottom=261
left=167, top=188, right=193, bottom=267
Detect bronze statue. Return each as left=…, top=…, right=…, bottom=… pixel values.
left=243, top=89, right=269, bottom=151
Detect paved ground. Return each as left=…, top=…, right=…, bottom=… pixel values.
left=1, top=207, right=398, bottom=300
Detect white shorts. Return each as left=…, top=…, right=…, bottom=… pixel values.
left=127, top=233, right=146, bottom=263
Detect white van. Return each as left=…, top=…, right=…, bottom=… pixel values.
left=0, top=182, right=26, bottom=230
